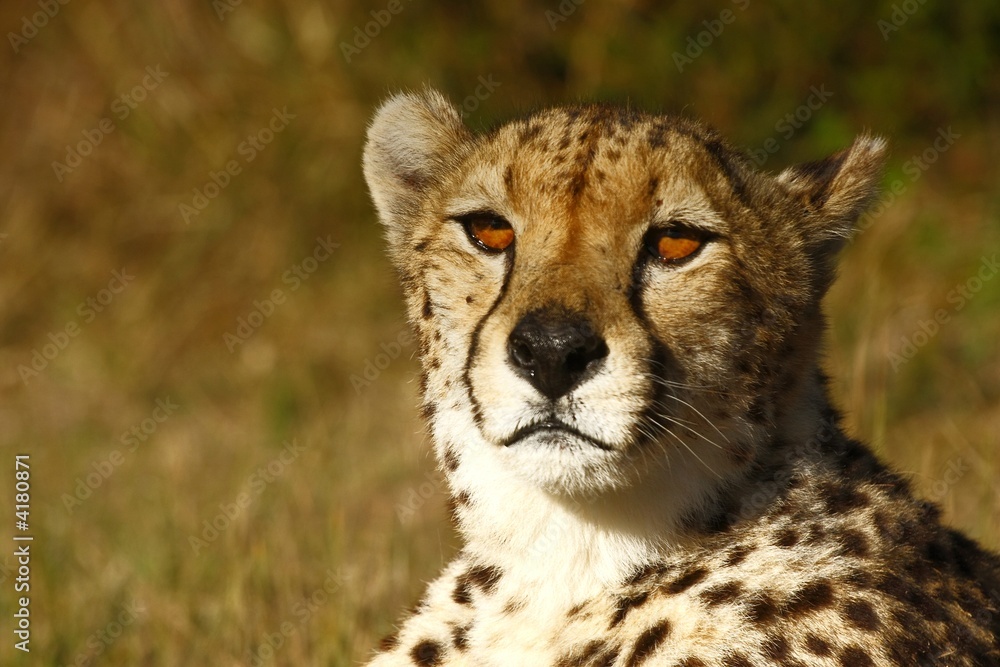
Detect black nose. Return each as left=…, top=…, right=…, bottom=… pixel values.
left=507, top=309, right=609, bottom=400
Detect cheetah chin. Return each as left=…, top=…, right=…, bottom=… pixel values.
left=360, top=88, right=1000, bottom=667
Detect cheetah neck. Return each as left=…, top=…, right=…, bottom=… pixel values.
left=444, top=377, right=834, bottom=609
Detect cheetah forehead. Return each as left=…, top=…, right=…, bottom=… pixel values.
left=364, top=89, right=887, bottom=291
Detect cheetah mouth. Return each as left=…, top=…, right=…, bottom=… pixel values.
left=502, top=420, right=613, bottom=451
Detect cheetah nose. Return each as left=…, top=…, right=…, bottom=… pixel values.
left=507, top=309, right=608, bottom=400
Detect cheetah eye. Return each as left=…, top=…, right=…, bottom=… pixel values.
left=457, top=213, right=515, bottom=254
left=644, top=226, right=705, bottom=264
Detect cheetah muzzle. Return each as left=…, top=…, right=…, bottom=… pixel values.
left=361, top=88, right=1000, bottom=666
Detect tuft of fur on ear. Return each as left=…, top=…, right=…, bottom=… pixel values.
left=777, top=134, right=888, bottom=290
left=362, top=88, right=470, bottom=237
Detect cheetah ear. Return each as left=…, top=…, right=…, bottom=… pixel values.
left=777, top=134, right=888, bottom=245
left=363, top=88, right=470, bottom=232
left=777, top=134, right=888, bottom=288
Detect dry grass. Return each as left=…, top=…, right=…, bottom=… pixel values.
left=0, top=1, right=997, bottom=665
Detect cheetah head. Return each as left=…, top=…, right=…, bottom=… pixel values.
left=363, top=89, right=885, bottom=521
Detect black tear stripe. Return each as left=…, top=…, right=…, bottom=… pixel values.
left=462, top=248, right=516, bottom=433
left=628, top=250, right=651, bottom=321
left=633, top=339, right=679, bottom=449
left=626, top=255, right=676, bottom=448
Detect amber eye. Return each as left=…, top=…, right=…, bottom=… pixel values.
left=645, top=227, right=704, bottom=264
left=460, top=214, right=515, bottom=253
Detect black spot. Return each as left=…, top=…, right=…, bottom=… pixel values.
left=762, top=634, right=790, bottom=660
left=647, top=176, right=659, bottom=198
left=410, top=639, right=443, bottom=666
left=722, top=653, right=753, bottom=667
left=468, top=564, right=502, bottom=594
left=567, top=145, right=597, bottom=201
left=748, top=591, right=779, bottom=625
left=875, top=573, right=910, bottom=601
left=379, top=632, right=399, bottom=651
left=774, top=527, right=799, bottom=548
left=836, top=528, right=870, bottom=558
left=819, top=482, right=869, bottom=514
left=610, top=591, right=649, bottom=626
left=842, top=599, right=880, bottom=631
left=442, top=449, right=459, bottom=472
left=699, top=581, right=743, bottom=606
left=843, top=568, right=873, bottom=590
left=838, top=645, right=874, bottom=667
left=414, top=241, right=428, bottom=252
left=665, top=567, right=708, bottom=594
left=466, top=295, right=474, bottom=304
left=518, top=124, right=541, bottom=144
left=678, top=659, right=707, bottom=667
left=597, top=648, right=620, bottom=667
left=783, top=579, right=834, bottom=617
left=723, top=545, right=752, bottom=567
left=556, top=640, right=606, bottom=667
left=806, top=523, right=826, bottom=544
left=647, top=125, right=668, bottom=149
left=876, top=573, right=946, bottom=621
left=625, top=620, right=670, bottom=666
left=451, top=625, right=468, bottom=651
left=422, top=293, right=433, bottom=319
left=804, top=633, right=831, bottom=656
left=452, top=578, right=471, bottom=604
left=627, top=562, right=667, bottom=586
left=501, top=597, right=524, bottom=615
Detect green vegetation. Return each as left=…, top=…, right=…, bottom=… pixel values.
left=1, top=0, right=997, bottom=664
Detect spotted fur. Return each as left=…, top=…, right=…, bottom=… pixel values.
left=361, top=89, right=1000, bottom=666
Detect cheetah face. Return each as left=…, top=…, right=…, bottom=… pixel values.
left=363, top=90, right=885, bottom=498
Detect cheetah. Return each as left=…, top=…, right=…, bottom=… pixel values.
left=360, top=88, right=1000, bottom=666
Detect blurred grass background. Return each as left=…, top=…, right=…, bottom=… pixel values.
left=0, top=0, right=998, bottom=664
